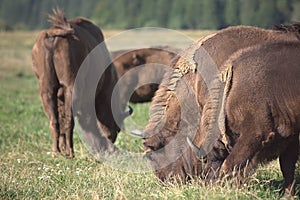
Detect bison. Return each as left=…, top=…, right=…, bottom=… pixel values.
left=111, top=46, right=181, bottom=103
left=134, top=25, right=300, bottom=195
left=32, top=9, right=129, bottom=158
left=189, top=41, right=300, bottom=196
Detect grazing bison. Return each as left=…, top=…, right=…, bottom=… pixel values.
left=136, top=25, right=300, bottom=190
left=111, top=46, right=181, bottom=103
left=32, top=9, right=127, bottom=157
left=189, top=41, right=300, bottom=196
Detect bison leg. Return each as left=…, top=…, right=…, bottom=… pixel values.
left=279, top=134, right=299, bottom=197
left=39, top=84, right=60, bottom=156
left=219, top=132, right=261, bottom=178
left=57, top=88, right=66, bottom=154
left=63, top=87, right=74, bottom=157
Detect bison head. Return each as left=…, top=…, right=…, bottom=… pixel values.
left=130, top=65, right=199, bottom=181
left=141, top=86, right=228, bottom=181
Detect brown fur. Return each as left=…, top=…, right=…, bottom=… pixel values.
left=32, top=8, right=119, bottom=157
left=142, top=25, right=300, bottom=182
left=111, top=46, right=181, bottom=103
left=216, top=41, right=300, bottom=195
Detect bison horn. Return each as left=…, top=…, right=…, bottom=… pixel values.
left=130, top=129, right=144, bottom=137
left=186, top=137, right=207, bottom=161
left=127, top=105, right=133, bottom=115
left=121, top=105, right=133, bottom=119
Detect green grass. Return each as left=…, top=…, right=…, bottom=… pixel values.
left=0, top=30, right=299, bottom=199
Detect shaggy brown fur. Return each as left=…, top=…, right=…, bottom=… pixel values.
left=111, top=46, right=181, bottom=103
left=142, top=25, right=300, bottom=182
left=215, top=41, right=300, bottom=196
left=32, top=8, right=120, bottom=157
left=273, top=22, right=300, bottom=39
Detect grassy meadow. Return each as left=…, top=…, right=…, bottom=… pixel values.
left=0, top=30, right=299, bottom=199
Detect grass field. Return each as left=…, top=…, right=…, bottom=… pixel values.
left=0, top=30, right=299, bottom=199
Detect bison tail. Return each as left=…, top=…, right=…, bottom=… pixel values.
left=47, top=7, right=74, bottom=37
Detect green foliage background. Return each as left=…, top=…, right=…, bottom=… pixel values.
left=0, top=0, right=299, bottom=30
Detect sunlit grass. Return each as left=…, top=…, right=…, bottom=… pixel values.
left=0, top=30, right=299, bottom=199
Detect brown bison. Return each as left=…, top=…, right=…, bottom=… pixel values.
left=32, top=9, right=128, bottom=157
left=135, top=25, right=300, bottom=194
left=189, top=41, right=300, bottom=196
left=111, top=46, right=181, bottom=103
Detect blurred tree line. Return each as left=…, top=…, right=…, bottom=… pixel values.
left=0, top=0, right=299, bottom=31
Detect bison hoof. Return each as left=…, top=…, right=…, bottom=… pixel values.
left=63, top=149, right=75, bottom=158
left=280, top=187, right=296, bottom=199
left=51, top=151, right=59, bottom=157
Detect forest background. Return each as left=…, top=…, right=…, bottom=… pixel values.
left=0, top=0, right=299, bottom=31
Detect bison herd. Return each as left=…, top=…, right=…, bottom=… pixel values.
left=32, top=9, right=299, bottom=197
